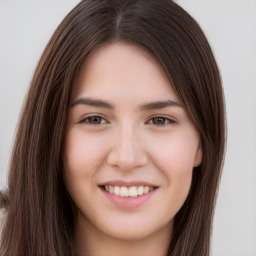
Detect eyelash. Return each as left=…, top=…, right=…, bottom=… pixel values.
left=79, top=115, right=176, bottom=126
left=146, top=116, right=176, bottom=126
left=79, top=115, right=108, bottom=125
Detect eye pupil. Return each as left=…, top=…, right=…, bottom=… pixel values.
left=153, top=117, right=166, bottom=125
left=89, top=116, right=102, bottom=124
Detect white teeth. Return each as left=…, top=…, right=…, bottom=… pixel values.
left=120, top=186, right=129, bottom=197
left=114, top=186, right=120, bottom=196
left=137, top=186, right=144, bottom=196
left=143, top=186, right=149, bottom=194
left=104, top=185, right=155, bottom=197
left=109, top=185, right=114, bottom=194
left=128, top=186, right=138, bottom=197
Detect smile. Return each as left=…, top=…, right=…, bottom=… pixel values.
left=103, top=185, right=156, bottom=198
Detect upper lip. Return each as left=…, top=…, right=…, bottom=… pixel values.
left=98, top=180, right=158, bottom=187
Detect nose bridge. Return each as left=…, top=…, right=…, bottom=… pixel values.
left=107, top=121, right=147, bottom=170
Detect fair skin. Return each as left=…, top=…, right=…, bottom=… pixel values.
left=64, top=43, right=202, bottom=256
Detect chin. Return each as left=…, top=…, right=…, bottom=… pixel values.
left=99, top=217, right=173, bottom=242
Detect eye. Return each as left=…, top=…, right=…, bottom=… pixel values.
left=147, top=116, right=176, bottom=126
left=79, top=115, right=108, bottom=125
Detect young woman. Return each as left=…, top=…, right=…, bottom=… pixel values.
left=0, top=0, right=226, bottom=255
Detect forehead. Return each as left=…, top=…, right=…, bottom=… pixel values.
left=72, top=42, right=179, bottom=104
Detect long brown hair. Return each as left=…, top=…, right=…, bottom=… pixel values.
left=0, top=0, right=225, bottom=255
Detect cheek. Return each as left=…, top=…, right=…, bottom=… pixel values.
left=148, top=130, right=199, bottom=177
left=64, top=129, right=108, bottom=180
left=146, top=129, right=199, bottom=212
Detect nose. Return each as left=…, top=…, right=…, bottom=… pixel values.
left=107, top=125, right=147, bottom=171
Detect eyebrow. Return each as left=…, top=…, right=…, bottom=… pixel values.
left=139, top=100, right=183, bottom=110
left=71, top=97, right=183, bottom=110
left=71, top=97, right=114, bottom=109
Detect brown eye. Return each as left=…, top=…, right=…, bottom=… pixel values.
left=80, top=116, right=107, bottom=125
left=149, top=116, right=176, bottom=126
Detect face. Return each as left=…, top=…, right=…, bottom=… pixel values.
left=64, top=43, right=202, bottom=242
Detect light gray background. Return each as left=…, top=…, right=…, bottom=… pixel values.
left=0, top=1, right=255, bottom=255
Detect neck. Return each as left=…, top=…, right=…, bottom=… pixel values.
left=74, top=215, right=172, bottom=256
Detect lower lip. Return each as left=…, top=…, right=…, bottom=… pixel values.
left=100, top=187, right=158, bottom=209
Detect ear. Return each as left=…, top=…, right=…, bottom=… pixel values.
left=194, top=143, right=203, bottom=167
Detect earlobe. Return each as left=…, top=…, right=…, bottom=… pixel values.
left=194, top=144, right=203, bottom=167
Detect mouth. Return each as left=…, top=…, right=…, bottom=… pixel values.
left=100, top=185, right=158, bottom=198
